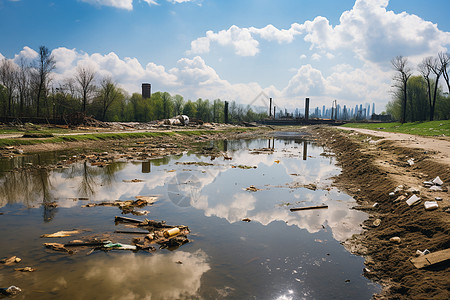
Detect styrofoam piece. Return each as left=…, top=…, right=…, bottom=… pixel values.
left=429, top=186, right=443, bottom=192
left=424, top=201, right=438, bottom=211
left=423, top=181, right=434, bottom=186
left=432, top=176, right=443, bottom=186
left=407, top=159, right=414, bottom=166
left=406, top=194, right=421, bottom=206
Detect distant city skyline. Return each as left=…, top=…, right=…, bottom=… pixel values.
left=1, top=0, right=449, bottom=114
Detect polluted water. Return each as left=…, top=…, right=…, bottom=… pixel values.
left=0, top=133, right=381, bottom=299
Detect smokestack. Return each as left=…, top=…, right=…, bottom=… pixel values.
left=305, top=98, right=310, bottom=120
left=224, top=101, right=229, bottom=124
left=142, top=83, right=151, bottom=99
left=269, top=98, right=272, bottom=117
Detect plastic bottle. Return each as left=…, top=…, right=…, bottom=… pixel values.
left=164, top=227, right=180, bottom=238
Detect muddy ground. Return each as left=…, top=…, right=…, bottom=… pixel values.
left=311, top=126, right=449, bottom=300
left=1, top=124, right=449, bottom=299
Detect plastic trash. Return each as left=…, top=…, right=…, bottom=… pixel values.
left=424, top=201, right=438, bottom=211
left=5, top=286, right=21, bottom=296
left=432, top=176, right=443, bottom=186
left=429, top=186, right=443, bottom=192
left=407, top=159, right=414, bottom=166
left=164, top=227, right=180, bottom=238
left=103, top=243, right=137, bottom=250
left=406, top=194, right=421, bottom=206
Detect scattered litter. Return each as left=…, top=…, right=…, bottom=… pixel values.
left=290, top=205, right=328, bottom=212
left=406, top=187, right=420, bottom=194
left=274, top=160, right=280, bottom=164
left=423, top=181, right=434, bottom=187
left=372, top=202, right=379, bottom=208
left=394, top=195, right=406, bottom=203
left=416, top=249, right=430, bottom=256
left=244, top=185, right=260, bottom=192
left=242, top=218, right=251, bottom=222
left=123, top=179, right=145, bottom=183
left=407, top=158, right=415, bottom=166
left=429, top=185, right=443, bottom=192
left=435, top=197, right=443, bottom=201
left=102, top=242, right=137, bottom=251
left=373, top=219, right=381, bottom=227
left=424, top=201, right=438, bottom=211
left=64, top=240, right=111, bottom=247
left=0, top=286, right=22, bottom=296
left=15, top=267, right=36, bottom=272
left=394, top=185, right=404, bottom=193
left=0, top=256, right=21, bottom=265
left=389, top=192, right=395, bottom=197
left=406, top=195, right=421, bottom=206
left=175, top=161, right=214, bottom=166
left=432, top=176, right=443, bottom=186
left=43, top=243, right=74, bottom=254
left=231, top=164, right=257, bottom=169
left=164, top=227, right=180, bottom=238
left=389, top=237, right=401, bottom=243
left=41, top=230, right=82, bottom=238
left=410, top=248, right=450, bottom=269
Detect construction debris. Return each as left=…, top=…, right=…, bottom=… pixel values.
left=0, top=256, right=21, bottom=265
left=244, top=185, right=260, bottom=192
left=43, top=243, right=74, bottom=254
left=406, top=194, right=421, bottom=206
left=15, top=267, right=36, bottom=272
left=41, top=230, right=82, bottom=238
left=290, top=205, right=328, bottom=212
left=0, top=286, right=22, bottom=296
left=410, top=248, right=450, bottom=269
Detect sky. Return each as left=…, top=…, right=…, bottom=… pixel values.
left=0, top=0, right=449, bottom=113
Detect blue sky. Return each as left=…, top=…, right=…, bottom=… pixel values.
left=1, top=0, right=449, bottom=113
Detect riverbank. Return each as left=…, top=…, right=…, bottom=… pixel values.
left=312, top=126, right=449, bottom=299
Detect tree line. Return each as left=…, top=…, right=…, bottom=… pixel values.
left=0, top=46, right=267, bottom=124
left=389, top=53, right=450, bottom=123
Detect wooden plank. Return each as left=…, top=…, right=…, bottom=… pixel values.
left=290, top=205, right=328, bottom=212
left=410, top=248, right=450, bottom=269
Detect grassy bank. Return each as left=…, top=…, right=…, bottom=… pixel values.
left=0, top=127, right=259, bottom=147
left=340, top=120, right=450, bottom=136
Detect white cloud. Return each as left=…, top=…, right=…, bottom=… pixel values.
left=143, top=0, right=158, bottom=5
left=300, top=0, right=450, bottom=64
left=311, top=53, right=321, bottom=61
left=81, top=0, right=134, bottom=10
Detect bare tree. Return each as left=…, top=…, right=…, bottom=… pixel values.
left=418, top=57, right=433, bottom=119
left=35, top=46, right=55, bottom=117
left=0, top=59, right=17, bottom=117
left=75, top=65, right=96, bottom=113
left=438, top=52, right=450, bottom=94
left=16, top=57, right=31, bottom=117
left=98, top=77, right=122, bottom=121
left=391, top=56, right=412, bottom=123
left=429, top=56, right=444, bottom=121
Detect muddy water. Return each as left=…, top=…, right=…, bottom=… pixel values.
left=0, top=135, right=380, bottom=299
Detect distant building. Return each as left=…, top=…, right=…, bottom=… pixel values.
left=142, top=83, right=151, bottom=99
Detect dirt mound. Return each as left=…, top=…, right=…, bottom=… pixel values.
left=313, top=127, right=450, bottom=300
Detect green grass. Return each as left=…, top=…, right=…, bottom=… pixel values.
left=0, top=127, right=258, bottom=147
left=340, top=120, right=450, bottom=136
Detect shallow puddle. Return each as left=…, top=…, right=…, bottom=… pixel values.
left=0, top=134, right=380, bottom=299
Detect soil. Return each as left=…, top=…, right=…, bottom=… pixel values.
left=1, top=124, right=449, bottom=299
left=310, top=126, right=450, bottom=300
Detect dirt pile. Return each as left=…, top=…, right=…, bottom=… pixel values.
left=313, top=127, right=449, bottom=299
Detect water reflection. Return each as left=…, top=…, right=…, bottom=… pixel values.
left=0, top=137, right=366, bottom=241
left=0, top=136, right=379, bottom=299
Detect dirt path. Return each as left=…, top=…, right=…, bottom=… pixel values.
left=338, top=127, right=450, bottom=165
left=312, top=126, right=450, bottom=300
